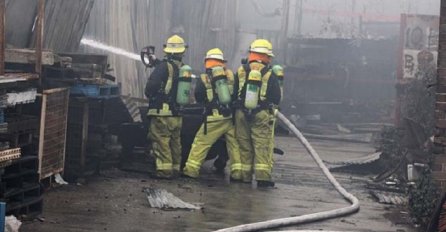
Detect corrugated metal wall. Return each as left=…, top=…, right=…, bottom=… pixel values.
left=132, top=0, right=174, bottom=97
left=4, top=0, right=240, bottom=97
left=82, top=0, right=175, bottom=97
left=82, top=0, right=142, bottom=96
left=38, top=0, right=94, bottom=52
left=82, top=0, right=239, bottom=97
left=5, top=0, right=37, bottom=48
left=171, top=0, right=239, bottom=70
left=5, top=0, right=94, bottom=52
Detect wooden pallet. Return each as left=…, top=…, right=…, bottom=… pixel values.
left=0, top=148, right=20, bottom=163
left=39, top=88, right=69, bottom=180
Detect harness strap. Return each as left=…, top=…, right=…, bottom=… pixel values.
left=238, top=62, right=271, bottom=105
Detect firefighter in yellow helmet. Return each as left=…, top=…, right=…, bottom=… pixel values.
left=234, top=39, right=281, bottom=187
left=182, top=48, right=242, bottom=181
left=145, top=35, right=190, bottom=179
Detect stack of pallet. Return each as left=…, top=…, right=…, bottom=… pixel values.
left=43, top=53, right=122, bottom=180
left=0, top=73, right=42, bottom=217
left=0, top=47, right=64, bottom=217
left=44, top=53, right=121, bottom=98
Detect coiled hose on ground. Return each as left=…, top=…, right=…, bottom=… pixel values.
left=215, top=112, right=360, bottom=232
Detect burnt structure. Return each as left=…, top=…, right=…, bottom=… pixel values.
left=282, top=37, right=398, bottom=123
left=434, top=1, right=446, bottom=188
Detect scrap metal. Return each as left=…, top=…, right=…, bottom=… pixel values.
left=143, top=187, right=201, bottom=210
left=324, top=152, right=382, bottom=170
left=370, top=190, right=408, bottom=205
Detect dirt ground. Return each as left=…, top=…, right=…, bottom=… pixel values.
left=21, top=136, right=416, bottom=232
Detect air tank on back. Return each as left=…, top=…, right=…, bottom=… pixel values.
left=176, top=65, right=192, bottom=106
left=211, top=66, right=231, bottom=105
left=244, top=70, right=262, bottom=110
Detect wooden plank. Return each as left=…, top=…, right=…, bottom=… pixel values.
left=43, top=87, right=69, bottom=94
left=3, top=73, right=38, bottom=80
left=5, top=48, right=54, bottom=65
left=62, top=89, right=69, bottom=175
left=38, top=93, right=47, bottom=175
left=58, top=53, right=107, bottom=66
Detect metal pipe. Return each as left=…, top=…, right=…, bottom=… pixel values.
left=214, top=112, right=360, bottom=232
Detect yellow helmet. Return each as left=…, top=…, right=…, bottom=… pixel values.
left=164, top=35, right=187, bottom=54
left=250, top=39, right=274, bottom=57
left=205, top=48, right=226, bottom=61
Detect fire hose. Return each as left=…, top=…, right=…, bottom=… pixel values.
left=215, top=112, right=360, bottom=232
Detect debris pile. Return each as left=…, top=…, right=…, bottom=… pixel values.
left=373, top=59, right=437, bottom=228
left=321, top=63, right=438, bottom=229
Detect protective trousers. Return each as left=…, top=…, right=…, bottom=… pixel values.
left=183, top=118, right=242, bottom=180
left=235, top=109, right=275, bottom=182
left=148, top=116, right=182, bottom=178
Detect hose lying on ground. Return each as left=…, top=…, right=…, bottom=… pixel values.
left=214, top=112, right=360, bottom=232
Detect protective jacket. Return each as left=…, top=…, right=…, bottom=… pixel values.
left=145, top=57, right=185, bottom=178
left=145, top=59, right=183, bottom=116
left=182, top=67, right=242, bottom=180
left=195, top=68, right=235, bottom=121
left=235, top=61, right=281, bottom=112
left=234, top=61, right=281, bottom=183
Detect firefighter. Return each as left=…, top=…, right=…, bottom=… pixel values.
left=145, top=35, right=189, bottom=179
left=234, top=39, right=281, bottom=187
left=182, top=48, right=242, bottom=181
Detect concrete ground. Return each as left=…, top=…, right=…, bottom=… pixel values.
left=22, top=136, right=416, bottom=232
